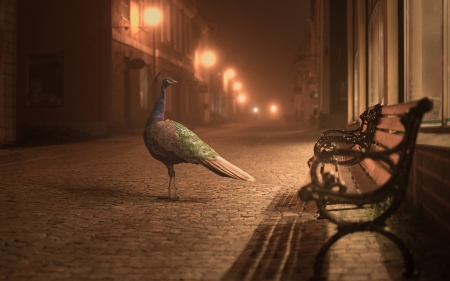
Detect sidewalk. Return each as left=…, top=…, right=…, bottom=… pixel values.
left=0, top=121, right=449, bottom=280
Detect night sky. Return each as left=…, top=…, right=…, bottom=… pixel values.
left=196, top=0, right=311, bottom=117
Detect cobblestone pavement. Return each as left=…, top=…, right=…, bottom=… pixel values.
left=1, top=120, right=449, bottom=281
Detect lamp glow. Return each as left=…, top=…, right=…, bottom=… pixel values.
left=144, top=8, right=162, bottom=26
left=201, top=51, right=216, bottom=67
left=253, top=107, right=258, bottom=113
left=224, top=69, right=235, bottom=78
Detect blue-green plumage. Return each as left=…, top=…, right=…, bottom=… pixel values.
left=144, top=77, right=254, bottom=200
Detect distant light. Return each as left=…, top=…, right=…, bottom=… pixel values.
left=224, top=69, right=235, bottom=78
left=238, top=94, right=246, bottom=102
left=233, top=82, right=242, bottom=90
left=144, top=8, right=162, bottom=26
left=201, top=51, right=216, bottom=67
left=253, top=107, right=258, bottom=113
left=271, top=105, right=277, bottom=112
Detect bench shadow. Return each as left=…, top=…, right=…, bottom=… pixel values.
left=221, top=193, right=329, bottom=281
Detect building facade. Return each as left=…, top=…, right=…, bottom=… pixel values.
left=0, top=0, right=219, bottom=145
left=305, top=0, right=450, bottom=234
left=294, top=0, right=347, bottom=129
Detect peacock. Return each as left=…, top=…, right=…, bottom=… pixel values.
left=144, top=75, right=255, bottom=200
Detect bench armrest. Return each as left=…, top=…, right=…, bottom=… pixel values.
left=313, top=136, right=371, bottom=160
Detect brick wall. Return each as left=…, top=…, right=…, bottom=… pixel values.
left=407, top=145, right=450, bottom=235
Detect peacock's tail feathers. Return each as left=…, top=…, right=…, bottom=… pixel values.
left=200, top=156, right=255, bottom=182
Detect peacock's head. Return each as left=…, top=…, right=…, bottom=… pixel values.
left=162, top=77, right=178, bottom=88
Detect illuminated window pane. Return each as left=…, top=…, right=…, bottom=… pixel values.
left=368, top=3, right=383, bottom=106
left=407, top=0, right=442, bottom=125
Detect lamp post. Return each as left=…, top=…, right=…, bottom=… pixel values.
left=144, top=7, right=162, bottom=77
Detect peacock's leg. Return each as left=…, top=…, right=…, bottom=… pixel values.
left=172, top=169, right=179, bottom=200
left=166, top=165, right=179, bottom=201
left=167, top=174, right=172, bottom=198
left=158, top=165, right=179, bottom=200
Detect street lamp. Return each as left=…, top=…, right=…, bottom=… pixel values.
left=238, top=94, right=246, bottom=102
left=144, top=8, right=162, bottom=25
left=233, top=82, right=242, bottom=91
left=224, top=69, right=235, bottom=79
left=201, top=51, right=216, bottom=67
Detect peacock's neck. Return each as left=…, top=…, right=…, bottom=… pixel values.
left=146, top=87, right=166, bottom=126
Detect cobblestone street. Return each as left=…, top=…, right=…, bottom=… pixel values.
left=1, top=121, right=450, bottom=281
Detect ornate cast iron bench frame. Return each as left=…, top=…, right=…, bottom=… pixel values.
left=298, top=98, right=433, bottom=280
left=307, top=104, right=382, bottom=167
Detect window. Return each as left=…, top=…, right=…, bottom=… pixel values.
left=352, top=0, right=360, bottom=121
left=406, top=0, right=444, bottom=126
left=161, top=0, right=171, bottom=44
left=121, top=0, right=130, bottom=21
left=139, top=65, right=148, bottom=110
left=368, top=2, right=383, bottom=106
left=27, top=52, right=63, bottom=106
left=174, top=8, right=183, bottom=50
left=184, top=18, right=192, bottom=54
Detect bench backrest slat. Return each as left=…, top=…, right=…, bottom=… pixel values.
left=372, top=130, right=404, bottom=149
left=377, top=116, right=405, bottom=132
left=380, top=99, right=423, bottom=115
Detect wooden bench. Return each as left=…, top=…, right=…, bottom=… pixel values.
left=298, top=98, right=433, bottom=280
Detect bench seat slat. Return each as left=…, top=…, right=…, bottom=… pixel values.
left=360, top=158, right=392, bottom=187
left=348, top=164, right=378, bottom=194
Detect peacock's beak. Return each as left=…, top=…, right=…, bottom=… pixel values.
left=172, top=80, right=178, bottom=84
